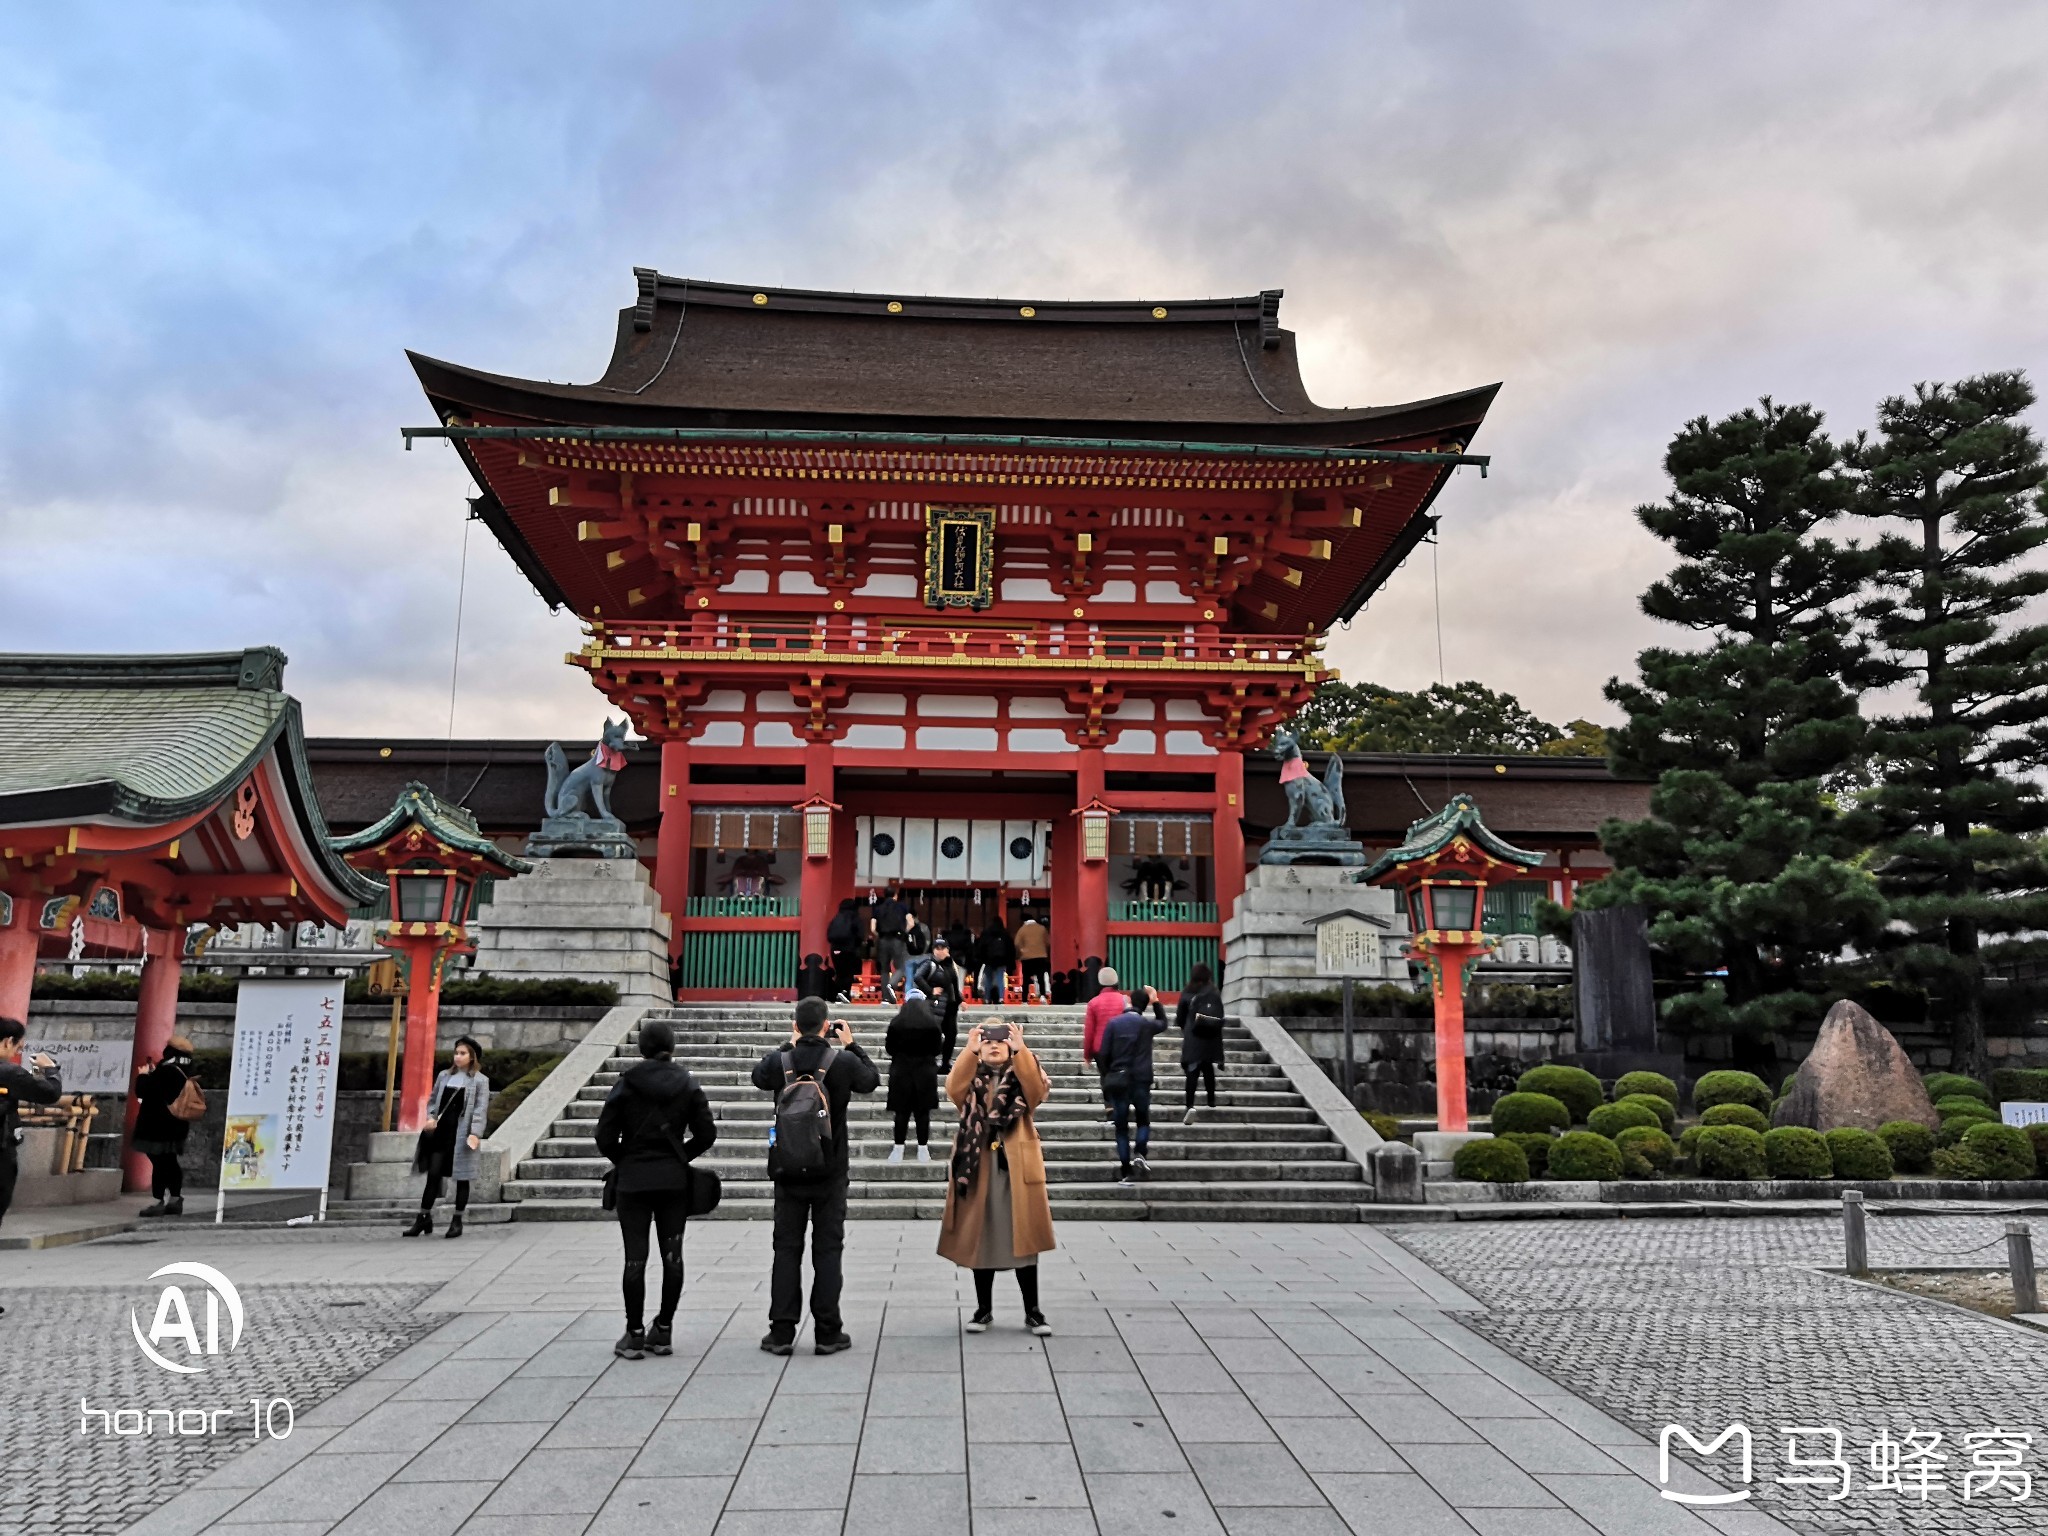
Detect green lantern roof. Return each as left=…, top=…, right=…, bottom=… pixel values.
left=333, top=781, right=532, bottom=876
left=1361, top=793, right=1545, bottom=881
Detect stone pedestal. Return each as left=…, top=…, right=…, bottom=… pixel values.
left=343, top=1129, right=503, bottom=1204
left=1414, top=1129, right=1491, bottom=1182
left=1221, top=864, right=1409, bottom=1016
left=472, top=857, right=672, bottom=1002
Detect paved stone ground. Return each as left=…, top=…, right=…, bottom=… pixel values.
left=1395, top=1214, right=2048, bottom=1536
left=0, top=1219, right=1809, bottom=1536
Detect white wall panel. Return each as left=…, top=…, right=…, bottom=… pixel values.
left=753, top=720, right=802, bottom=748
left=915, top=726, right=999, bottom=752
left=969, top=820, right=1004, bottom=882
left=1006, top=729, right=1071, bottom=753
left=1106, top=729, right=1157, bottom=754
left=935, top=819, right=972, bottom=879
left=693, top=720, right=745, bottom=747
left=1164, top=730, right=1218, bottom=756
left=840, top=724, right=906, bottom=750
left=900, top=818, right=937, bottom=881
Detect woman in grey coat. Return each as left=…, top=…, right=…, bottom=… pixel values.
left=406, top=1036, right=491, bottom=1238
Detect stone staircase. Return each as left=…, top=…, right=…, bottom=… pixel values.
left=504, top=1004, right=1371, bottom=1221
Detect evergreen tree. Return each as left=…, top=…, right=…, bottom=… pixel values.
left=1294, top=679, right=1576, bottom=754
left=1850, top=372, right=2048, bottom=1078
left=1583, top=399, right=1886, bottom=1037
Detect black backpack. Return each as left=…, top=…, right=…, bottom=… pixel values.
left=826, top=909, right=857, bottom=948
left=767, top=1047, right=839, bottom=1182
left=906, top=920, right=931, bottom=956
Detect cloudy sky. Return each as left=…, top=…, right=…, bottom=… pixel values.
left=5, top=1, right=2046, bottom=739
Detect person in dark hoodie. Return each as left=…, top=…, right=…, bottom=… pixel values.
left=883, top=983, right=945, bottom=1164
left=596, top=1019, right=717, bottom=1360
left=1098, top=985, right=1170, bottom=1186
left=131, top=1034, right=198, bottom=1217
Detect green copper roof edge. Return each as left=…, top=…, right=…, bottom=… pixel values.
left=332, top=779, right=533, bottom=876
left=272, top=701, right=387, bottom=907
left=0, top=647, right=286, bottom=691
left=403, top=425, right=1488, bottom=474
left=1361, top=792, right=1547, bottom=881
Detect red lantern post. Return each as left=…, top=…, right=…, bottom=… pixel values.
left=1364, top=795, right=1542, bottom=1133
left=334, top=784, right=529, bottom=1131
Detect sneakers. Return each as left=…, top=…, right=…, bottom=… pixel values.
left=1116, top=1165, right=1134, bottom=1187
left=644, top=1322, right=673, bottom=1356
left=886, top=1145, right=905, bottom=1164
left=965, top=1311, right=993, bottom=1333
left=1026, top=1311, right=1053, bottom=1337
left=916, top=1145, right=932, bottom=1164
left=1133, top=1156, right=1152, bottom=1179
left=814, top=1332, right=854, bottom=1356
left=1182, top=1107, right=1197, bottom=1126
left=760, top=1332, right=795, bottom=1356
left=614, top=1329, right=646, bottom=1360
left=444, top=1213, right=464, bottom=1239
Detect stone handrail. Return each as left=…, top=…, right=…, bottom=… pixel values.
left=1234, top=1012, right=1385, bottom=1172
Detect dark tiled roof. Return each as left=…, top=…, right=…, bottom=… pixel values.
left=332, top=781, right=532, bottom=875
left=411, top=273, right=1499, bottom=447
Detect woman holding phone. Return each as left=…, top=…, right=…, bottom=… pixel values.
left=937, top=1019, right=1056, bottom=1335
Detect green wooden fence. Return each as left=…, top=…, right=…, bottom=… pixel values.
left=1106, top=933, right=1220, bottom=994
left=1108, top=900, right=1218, bottom=924
left=686, top=895, right=801, bottom=918
left=1482, top=881, right=1547, bottom=935
left=679, top=928, right=799, bottom=990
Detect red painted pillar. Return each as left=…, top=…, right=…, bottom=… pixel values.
left=799, top=742, right=834, bottom=964
left=1213, top=751, right=1246, bottom=926
left=1049, top=813, right=1079, bottom=973
left=1076, top=746, right=1108, bottom=972
left=1430, top=943, right=1474, bottom=1132
left=121, top=928, right=183, bottom=1191
left=0, top=898, right=34, bottom=1024
left=396, top=941, right=444, bottom=1132
left=654, top=740, right=693, bottom=967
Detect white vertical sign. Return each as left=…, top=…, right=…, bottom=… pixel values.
left=219, top=978, right=341, bottom=1194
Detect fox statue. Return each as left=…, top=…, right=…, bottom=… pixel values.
left=544, top=718, right=629, bottom=823
left=1271, top=728, right=1345, bottom=829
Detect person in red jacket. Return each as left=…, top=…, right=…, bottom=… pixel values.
left=1081, top=966, right=1130, bottom=1065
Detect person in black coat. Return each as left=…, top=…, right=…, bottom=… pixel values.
left=975, top=920, right=1015, bottom=1004
left=913, top=937, right=966, bottom=1057
left=0, top=1018, right=62, bottom=1245
left=596, top=1019, right=716, bottom=1360
left=1099, top=985, right=1170, bottom=1186
left=750, top=997, right=880, bottom=1355
left=883, top=987, right=945, bottom=1163
left=1174, top=963, right=1227, bottom=1124
left=131, top=1034, right=197, bottom=1217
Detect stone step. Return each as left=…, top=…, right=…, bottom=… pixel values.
left=590, top=1084, right=1310, bottom=1109
left=530, top=1134, right=1349, bottom=1161
left=314, top=1201, right=516, bottom=1226
left=597, top=1048, right=1273, bottom=1072
left=516, top=1156, right=1363, bottom=1185
left=553, top=1104, right=1325, bottom=1132
left=504, top=1174, right=1364, bottom=1205
left=508, top=1196, right=1366, bottom=1224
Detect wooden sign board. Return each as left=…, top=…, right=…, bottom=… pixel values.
left=1313, top=913, right=1386, bottom=979
left=365, top=957, right=408, bottom=997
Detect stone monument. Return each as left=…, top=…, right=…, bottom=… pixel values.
left=471, top=726, right=671, bottom=1000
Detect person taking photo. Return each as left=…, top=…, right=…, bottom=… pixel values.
left=938, top=1020, right=1054, bottom=1335
left=0, top=1018, right=61, bottom=1240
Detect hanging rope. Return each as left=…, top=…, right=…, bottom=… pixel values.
left=443, top=515, right=472, bottom=799
left=1432, top=530, right=1450, bottom=804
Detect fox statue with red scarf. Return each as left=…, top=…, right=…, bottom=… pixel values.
left=545, top=718, right=629, bottom=823
left=1271, top=728, right=1344, bottom=830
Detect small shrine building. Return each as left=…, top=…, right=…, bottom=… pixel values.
left=409, top=275, right=1497, bottom=997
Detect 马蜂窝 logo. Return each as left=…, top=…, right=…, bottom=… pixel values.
left=1660, top=1423, right=1755, bottom=1504
left=130, top=1262, right=245, bottom=1374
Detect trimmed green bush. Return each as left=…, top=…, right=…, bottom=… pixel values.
left=1823, top=1127, right=1894, bottom=1181
left=1617, top=1092, right=1677, bottom=1133
left=1548, top=1130, right=1623, bottom=1181
left=1614, top=1071, right=1679, bottom=1106
left=1516, top=1065, right=1604, bottom=1124
left=1364, top=1112, right=1403, bottom=1141
left=1488, top=1092, right=1571, bottom=1136
left=2026, top=1123, right=2048, bottom=1169
left=1936, top=1118, right=1978, bottom=1148
left=1990, top=1067, right=2048, bottom=1103
left=1934, top=1096, right=1998, bottom=1123
left=1877, top=1120, right=1935, bottom=1174
left=1922, top=1073, right=1991, bottom=1105
left=486, top=1054, right=569, bottom=1133
left=1692, top=1071, right=1772, bottom=1115
left=1614, top=1125, right=1677, bottom=1178
left=1962, top=1122, right=2039, bottom=1180
left=1700, top=1103, right=1771, bottom=1134
left=1502, top=1131, right=1553, bottom=1176
left=1678, top=1124, right=1704, bottom=1162
left=1587, top=1100, right=1662, bottom=1139
left=1932, top=1144, right=1988, bottom=1180
left=1453, top=1137, right=1530, bottom=1183
left=1692, top=1125, right=1769, bottom=1180
left=1764, top=1126, right=1834, bottom=1179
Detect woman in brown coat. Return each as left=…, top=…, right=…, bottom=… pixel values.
left=938, top=1020, right=1055, bottom=1335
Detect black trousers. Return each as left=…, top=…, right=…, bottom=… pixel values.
left=770, top=1176, right=848, bottom=1337
left=0, top=1149, right=15, bottom=1230
left=830, top=947, right=859, bottom=998
left=1184, top=1063, right=1217, bottom=1110
left=893, top=1106, right=931, bottom=1145
left=973, top=1265, right=1041, bottom=1314
left=1021, top=958, right=1050, bottom=996
left=617, top=1189, right=690, bottom=1332
left=421, top=1174, right=470, bottom=1212
left=149, top=1152, right=184, bottom=1199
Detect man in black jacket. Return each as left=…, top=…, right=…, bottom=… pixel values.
left=914, top=936, right=966, bottom=1057
left=0, top=1018, right=63, bottom=1240
left=1098, top=986, right=1170, bottom=1187
left=596, top=1019, right=717, bottom=1360
left=751, top=995, right=879, bottom=1355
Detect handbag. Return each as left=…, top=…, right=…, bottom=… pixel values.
left=1100, top=1067, right=1132, bottom=1094
left=601, top=1168, right=618, bottom=1211
left=168, top=1075, right=208, bottom=1122
left=1192, top=1012, right=1225, bottom=1042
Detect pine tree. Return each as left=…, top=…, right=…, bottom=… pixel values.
left=1850, top=372, right=2048, bottom=1078
left=1583, top=399, right=1886, bottom=1038
left=1294, top=679, right=1566, bottom=754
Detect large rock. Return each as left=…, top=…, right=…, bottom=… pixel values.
left=1773, top=1000, right=1939, bottom=1132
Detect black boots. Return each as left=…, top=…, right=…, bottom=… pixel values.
left=139, top=1200, right=166, bottom=1218
left=614, top=1329, right=646, bottom=1360
left=444, top=1213, right=464, bottom=1239
left=403, top=1211, right=433, bottom=1237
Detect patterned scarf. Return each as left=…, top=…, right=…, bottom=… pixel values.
left=951, top=1060, right=1028, bottom=1201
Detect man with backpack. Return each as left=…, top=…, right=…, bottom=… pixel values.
left=751, top=995, right=879, bottom=1355
left=913, top=934, right=966, bottom=1058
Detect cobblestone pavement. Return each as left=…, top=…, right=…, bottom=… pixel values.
left=3, top=1220, right=1801, bottom=1535
left=1393, top=1214, right=2048, bottom=1536
left=0, top=1279, right=437, bottom=1536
